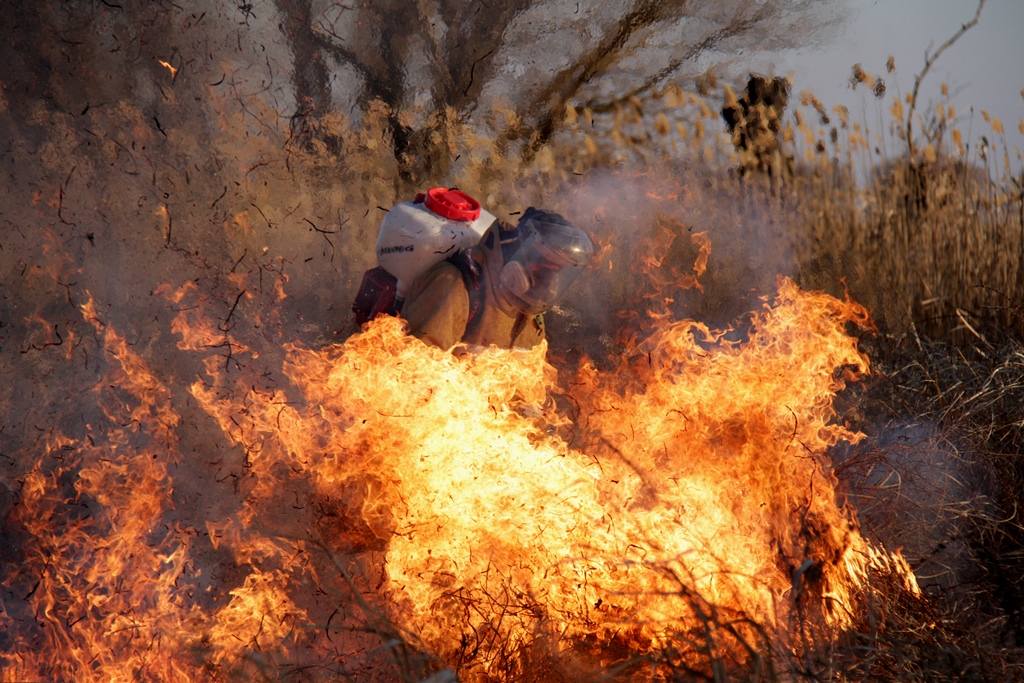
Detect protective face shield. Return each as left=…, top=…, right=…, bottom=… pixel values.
left=496, top=209, right=594, bottom=316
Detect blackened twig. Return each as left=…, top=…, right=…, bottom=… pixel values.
left=220, top=289, right=247, bottom=332
left=211, top=185, right=228, bottom=209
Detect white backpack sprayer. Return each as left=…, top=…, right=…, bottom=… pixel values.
left=352, top=187, right=495, bottom=325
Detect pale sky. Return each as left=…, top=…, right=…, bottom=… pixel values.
left=764, top=0, right=1024, bottom=172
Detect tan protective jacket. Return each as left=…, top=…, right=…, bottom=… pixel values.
left=402, top=224, right=544, bottom=350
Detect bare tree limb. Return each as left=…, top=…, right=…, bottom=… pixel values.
left=586, top=4, right=774, bottom=117
left=502, top=0, right=676, bottom=157
left=905, top=0, right=985, bottom=159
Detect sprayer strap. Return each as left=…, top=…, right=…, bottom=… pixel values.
left=447, top=251, right=484, bottom=339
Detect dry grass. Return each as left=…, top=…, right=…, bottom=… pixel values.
left=543, top=75, right=1024, bottom=344
left=289, top=75, right=1024, bottom=680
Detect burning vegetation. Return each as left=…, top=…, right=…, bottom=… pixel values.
left=2, top=1, right=1023, bottom=682
left=4, top=268, right=925, bottom=681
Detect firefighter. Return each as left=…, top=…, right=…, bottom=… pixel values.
left=401, top=207, right=594, bottom=350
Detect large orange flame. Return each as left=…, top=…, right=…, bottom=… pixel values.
left=181, top=276, right=919, bottom=677
left=1, top=270, right=919, bottom=681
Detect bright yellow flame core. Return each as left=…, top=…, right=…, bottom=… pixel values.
left=205, top=277, right=919, bottom=672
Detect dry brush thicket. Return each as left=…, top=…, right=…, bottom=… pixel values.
left=2, top=2, right=1024, bottom=680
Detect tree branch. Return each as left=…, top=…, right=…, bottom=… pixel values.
left=905, top=0, right=985, bottom=159
left=506, top=0, right=672, bottom=155
left=587, top=6, right=770, bottom=116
